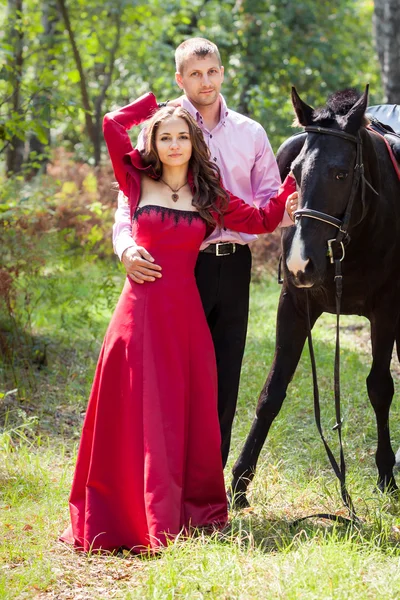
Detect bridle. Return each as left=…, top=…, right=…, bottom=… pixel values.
left=294, top=125, right=371, bottom=263
left=289, top=125, right=378, bottom=528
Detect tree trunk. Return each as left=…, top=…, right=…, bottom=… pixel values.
left=28, top=0, right=59, bottom=175
left=92, top=10, right=122, bottom=167
left=6, top=0, right=24, bottom=176
left=373, top=0, right=400, bottom=103
left=57, top=0, right=123, bottom=166
left=57, top=0, right=97, bottom=161
left=236, top=5, right=263, bottom=116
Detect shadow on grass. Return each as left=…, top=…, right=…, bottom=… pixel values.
left=223, top=510, right=400, bottom=556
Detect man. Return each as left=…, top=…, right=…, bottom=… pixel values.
left=113, top=37, right=290, bottom=468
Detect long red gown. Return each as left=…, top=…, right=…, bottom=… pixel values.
left=60, top=93, right=295, bottom=553
left=61, top=204, right=227, bottom=552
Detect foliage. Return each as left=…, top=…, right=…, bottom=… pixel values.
left=0, top=153, right=117, bottom=386
left=0, top=0, right=382, bottom=170
left=0, top=0, right=385, bottom=393
left=373, top=0, right=400, bottom=103
left=1, top=1, right=63, bottom=171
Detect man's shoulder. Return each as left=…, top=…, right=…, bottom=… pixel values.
left=226, top=106, right=265, bottom=130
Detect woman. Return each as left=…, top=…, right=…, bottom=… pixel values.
left=60, top=93, right=297, bottom=554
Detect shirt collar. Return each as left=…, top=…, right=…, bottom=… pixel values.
left=181, top=94, right=229, bottom=128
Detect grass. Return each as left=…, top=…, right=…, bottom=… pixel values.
left=1, top=262, right=400, bottom=599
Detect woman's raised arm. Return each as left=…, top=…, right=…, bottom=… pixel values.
left=102, top=93, right=158, bottom=196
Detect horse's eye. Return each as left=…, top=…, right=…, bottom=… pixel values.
left=335, top=171, right=348, bottom=181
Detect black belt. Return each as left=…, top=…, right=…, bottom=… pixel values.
left=201, top=242, right=237, bottom=256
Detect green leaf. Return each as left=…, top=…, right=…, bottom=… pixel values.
left=33, top=124, right=49, bottom=145
left=67, top=70, right=81, bottom=83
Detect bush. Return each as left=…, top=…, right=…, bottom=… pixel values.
left=0, top=150, right=119, bottom=388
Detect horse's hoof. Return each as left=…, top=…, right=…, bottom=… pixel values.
left=227, top=488, right=250, bottom=510
left=376, top=477, right=399, bottom=495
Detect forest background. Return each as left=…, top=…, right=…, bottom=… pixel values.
left=2, top=0, right=399, bottom=353
left=2, top=1, right=400, bottom=598
left=2, top=0, right=400, bottom=375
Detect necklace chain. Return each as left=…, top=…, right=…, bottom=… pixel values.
left=160, top=178, right=187, bottom=203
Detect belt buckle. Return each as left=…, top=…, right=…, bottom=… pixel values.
left=216, top=242, right=235, bottom=256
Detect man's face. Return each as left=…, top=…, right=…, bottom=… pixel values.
left=175, top=54, right=224, bottom=108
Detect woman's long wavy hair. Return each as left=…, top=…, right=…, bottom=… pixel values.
left=141, top=106, right=229, bottom=226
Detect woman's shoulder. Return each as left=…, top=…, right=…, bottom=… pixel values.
left=125, top=149, right=159, bottom=179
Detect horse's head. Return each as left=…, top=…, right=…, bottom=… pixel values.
left=283, top=86, right=370, bottom=289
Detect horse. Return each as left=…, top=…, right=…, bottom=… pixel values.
left=230, top=86, right=400, bottom=510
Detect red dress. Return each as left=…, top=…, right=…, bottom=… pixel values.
left=60, top=94, right=295, bottom=553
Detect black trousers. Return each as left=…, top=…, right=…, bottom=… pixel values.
left=195, top=244, right=252, bottom=467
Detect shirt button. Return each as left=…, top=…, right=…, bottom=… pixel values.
left=210, top=134, right=213, bottom=138
left=213, top=157, right=217, bottom=161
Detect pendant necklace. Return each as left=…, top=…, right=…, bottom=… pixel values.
left=161, top=178, right=187, bottom=202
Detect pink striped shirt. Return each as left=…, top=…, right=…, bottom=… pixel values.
left=113, top=94, right=284, bottom=259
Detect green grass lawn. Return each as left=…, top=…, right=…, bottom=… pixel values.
left=1, top=261, right=400, bottom=599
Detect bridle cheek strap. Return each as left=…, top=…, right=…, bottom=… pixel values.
left=301, top=128, right=364, bottom=241
left=295, top=128, right=366, bottom=263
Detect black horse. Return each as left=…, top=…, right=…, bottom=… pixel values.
left=230, top=86, right=400, bottom=508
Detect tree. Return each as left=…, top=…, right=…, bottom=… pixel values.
left=1, top=0, right=64, bottom=176
left=0, top=0, right=384, bottom=171
left=373, top=0, right=400, bottom=103
left=57, top=0, right=124, bottom=166
left=28, top=0, right=60, bottom=174
left=196, top=0, right=382, bottom=149
left=5, top=0, right=24, bottom=175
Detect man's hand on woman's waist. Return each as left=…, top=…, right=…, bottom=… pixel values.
left=122, top=246, right=162, bottom=284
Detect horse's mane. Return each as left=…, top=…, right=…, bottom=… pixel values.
left=298, top=88, right=368, bottom=128
left=324, top=88, right=361, bottom=116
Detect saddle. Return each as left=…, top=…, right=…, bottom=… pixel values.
left=366, top=104, right=400, bottom=164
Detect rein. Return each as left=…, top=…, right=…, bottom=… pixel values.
left=289, top=125, right=374, bottom=527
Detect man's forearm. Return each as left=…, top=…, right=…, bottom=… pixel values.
left=113, top=192, right=136, bottom=260
left=113, top=227, right=137, bottom=260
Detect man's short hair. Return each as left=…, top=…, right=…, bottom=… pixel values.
left=175, top=38, right=222, bottom=74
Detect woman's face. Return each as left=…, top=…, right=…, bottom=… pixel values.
left=155, top=116, right=192, bottom=168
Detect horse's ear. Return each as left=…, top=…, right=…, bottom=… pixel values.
left=291, top=87, right=314, bottom=126
left=343, top=84, right=369, bottom=133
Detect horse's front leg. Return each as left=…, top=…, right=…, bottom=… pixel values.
left=367, top=310, right=398, bottom=492
left=230, top=288, right=322, bottom=508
